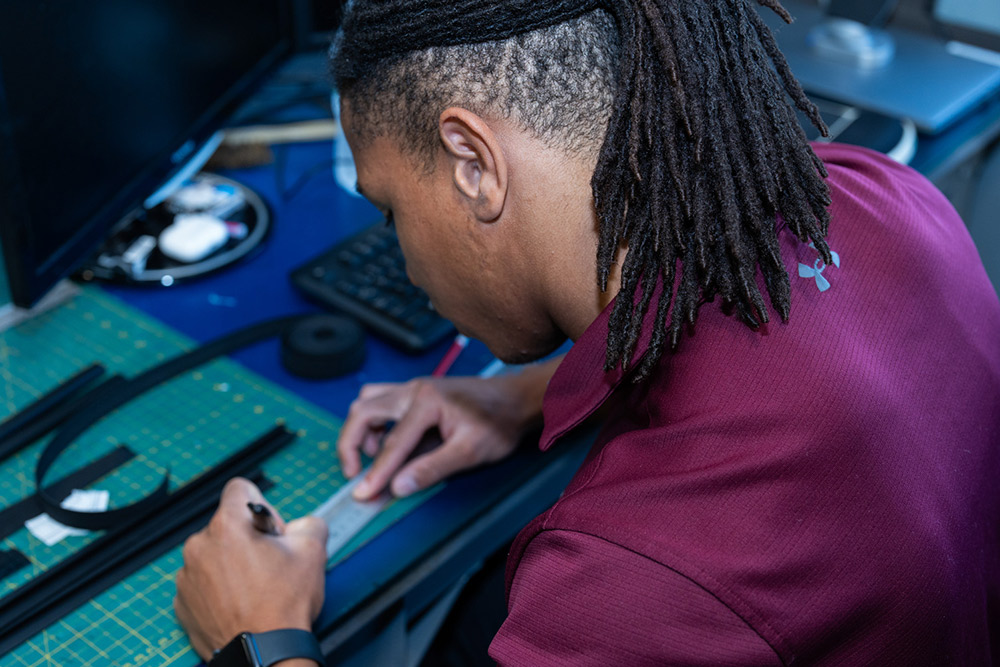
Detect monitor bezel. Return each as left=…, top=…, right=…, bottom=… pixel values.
left=0, top=3, right=295, bottom=308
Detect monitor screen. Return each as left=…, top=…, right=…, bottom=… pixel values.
left=0, top=1, right=292, bottom=307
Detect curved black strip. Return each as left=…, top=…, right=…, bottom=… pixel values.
left=0, top=444, right=135, bottom=539
left=36, top=378, right=171, bottom=530
left=36, top=315, right=307, bottom=530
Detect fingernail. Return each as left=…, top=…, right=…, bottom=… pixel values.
left=353, top=478, right=371, bottom=499
left=392, top=475, right=418, bottom=497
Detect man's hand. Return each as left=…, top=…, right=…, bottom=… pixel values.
left=338, top=358, right=560, bottom=500
left=174, top=478, right=328, bottom=661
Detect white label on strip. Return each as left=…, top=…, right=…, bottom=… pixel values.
left=25, top=514, right=87, bottom=546
left=61, top=489, right=110, bottom=513
left=312, top=473, right=390, bottom=558
left=25, top=489, right=110, bottom=546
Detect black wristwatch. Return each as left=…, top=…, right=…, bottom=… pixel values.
left=208, top=629, right=324, bottom=667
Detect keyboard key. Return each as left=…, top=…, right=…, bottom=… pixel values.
left=289, top=221, right=455, bottom=352
left=336, top=250, right=362, bottom=268
left=334, top=280, right=359, bottom=297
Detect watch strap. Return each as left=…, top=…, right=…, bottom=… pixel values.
left=209, top=629, right=324, bottom=667
left=250, top=629, right=324, bottom=667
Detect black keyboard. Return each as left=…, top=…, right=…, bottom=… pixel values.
left=289, top=223, right=454, bottom=352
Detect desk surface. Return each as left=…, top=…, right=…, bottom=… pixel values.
left=102, top=136, right=591, bottom=661
left=0, top=126, right=586, bottom=665
left=0, top=286, right=432, bottom=665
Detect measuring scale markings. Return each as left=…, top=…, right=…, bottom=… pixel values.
left=312, top=470, right=390, bottom=557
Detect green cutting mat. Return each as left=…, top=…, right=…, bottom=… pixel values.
left=0, top=287, right=434, bottom=667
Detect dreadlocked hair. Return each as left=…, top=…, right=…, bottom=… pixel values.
left=333, top=0, right=832, bottom=381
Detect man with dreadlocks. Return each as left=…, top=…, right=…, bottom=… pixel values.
left=175, top=0, right=1000, bottom=664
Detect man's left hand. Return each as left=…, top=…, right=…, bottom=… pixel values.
left=174, top=477, right=328, bottom=660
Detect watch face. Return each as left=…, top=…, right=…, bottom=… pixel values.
left=209, top=633, right=257, bottom=667
left=210, top=628, right=323, bottom=667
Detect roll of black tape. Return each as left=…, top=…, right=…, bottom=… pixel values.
left=281, top=315, right=366, bottom=379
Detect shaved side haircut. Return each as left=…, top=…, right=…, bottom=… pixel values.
left=333, top=1, right=831, bottom=379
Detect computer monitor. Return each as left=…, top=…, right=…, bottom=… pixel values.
left=933, top=0, right=1000, bottom=49
left=0, top=1, right=294, bottom=308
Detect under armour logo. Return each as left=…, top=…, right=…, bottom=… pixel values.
left=798, top=243, right=841, bottom=292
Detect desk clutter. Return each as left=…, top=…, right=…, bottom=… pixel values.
left=78, top=174, right=270, bottom=288
left=0, top=287, right=436, bottom=666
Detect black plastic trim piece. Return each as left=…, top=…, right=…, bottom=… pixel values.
left=0, top=425, right=293, bottom=656
left=0, top=374, right=127, bottom=464
left=0, top=550, right=29, bottom=581
left=0, top=363, right=105, bottom=463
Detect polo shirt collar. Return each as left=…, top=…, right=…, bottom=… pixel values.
left=539, top=287, right=661, bottom=451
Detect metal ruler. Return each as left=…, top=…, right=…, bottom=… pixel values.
left=312, top=471, right=390, bottom=557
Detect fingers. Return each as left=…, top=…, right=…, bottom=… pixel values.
left=353, top=384, right=442, bottom=500
left=281, top=516, right=329, bottom=620
left=213, top=477, right=286, bottom=535
left=357, top=383, right=397, bottom=399
left=389, top=423, right=489, bottom=497
left=284, top=517, right=329, bottom=582
left=337, top=382, right=417, bottom=478
left=285, top=515, right=329, bottom=554
left=175, top=511, right=326, bottom=655
left=361, top=431, right=381, bottom=458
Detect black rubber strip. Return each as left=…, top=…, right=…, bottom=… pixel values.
left=0, top=445, right=136, bottom=540
left=0, top=364, right=105, bottom=463
left=0, top=375, right=127, bottom=463
left=36, top=315, right=306, bottom=530
left=0, top=550, right=29, bottom=580
left=0, top=425, right=292, bottom=656
left=0, top=363, right=104, bottom=442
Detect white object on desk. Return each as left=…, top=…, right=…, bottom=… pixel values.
left=887, top=119, right=918, bottom=166
left=167, top=180, right=245, bottom=220
left=158, top=214, right=229, bottom=264
left=25, top=488, right=109, bottom=546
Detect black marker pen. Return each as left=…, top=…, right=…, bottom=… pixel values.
left=247, top=502, right=279, bottom=536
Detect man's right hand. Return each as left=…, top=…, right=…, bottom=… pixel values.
left=336, top=358, right=560, bottom=500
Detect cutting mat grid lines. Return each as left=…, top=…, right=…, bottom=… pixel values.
left=0, top=288, right=436, bottom=667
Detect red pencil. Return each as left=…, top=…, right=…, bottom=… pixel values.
left=431, top=334, right=469, bottom=377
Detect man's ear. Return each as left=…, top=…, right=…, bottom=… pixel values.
left=438, top=107, right=507, bottom=222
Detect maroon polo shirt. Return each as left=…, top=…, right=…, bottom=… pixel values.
left=489, top=143, right=1000, bottom=665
